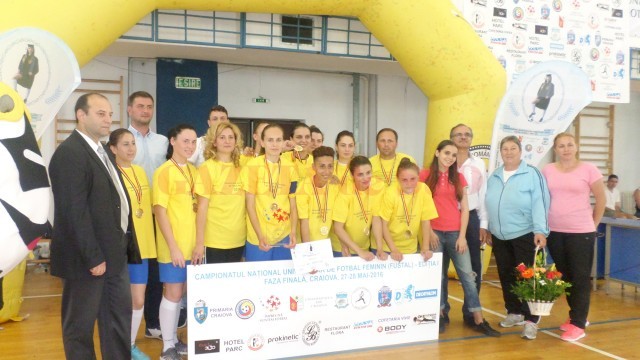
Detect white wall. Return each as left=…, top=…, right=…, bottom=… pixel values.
left=613, top=91, right=640, bottom=192
left=41, top=55, right=429, bottom=167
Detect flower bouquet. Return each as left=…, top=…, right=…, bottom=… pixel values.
left=511, top=247, right=571, bottom=316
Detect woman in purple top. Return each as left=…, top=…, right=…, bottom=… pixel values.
left=541, top=132, right=605, bottom=342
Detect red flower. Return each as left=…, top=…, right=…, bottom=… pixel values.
left=545, top=271, right=555, bottom=280
left=521, top=269, right=535, bottom=279
left=516, top=263, right=527, bottom=273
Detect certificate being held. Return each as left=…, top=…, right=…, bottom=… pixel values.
left=290, top=239, right=334, bottom=274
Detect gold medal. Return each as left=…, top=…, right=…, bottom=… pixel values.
left=363, top=226, right=370, bottom=236
left=405, top=229, right=412, bottom=239
left=135, top=208, right=143, bottom=218
left=294, top=145, right=304, bottom=152
left=320, top=226, right=329, bottom=236
left=271, top=203, right=279, bottom=211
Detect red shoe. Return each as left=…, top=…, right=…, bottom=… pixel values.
left=561, top=324, right=586, bottom=342
left=560, top=318, right=590, bottom=332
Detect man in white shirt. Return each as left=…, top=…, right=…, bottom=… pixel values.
left=603, top=174, right=636, bottom=219
left=449, top=123, right=490, bottom=327
left=127, top=91, right=168, bottom=184
left=126, top=91, right=171, bottom=340
left=188, top=105, right=229, bottom=167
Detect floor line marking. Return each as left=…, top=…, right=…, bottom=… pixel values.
left=448, top=295, right=627, bottom=360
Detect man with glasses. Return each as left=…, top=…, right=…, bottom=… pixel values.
left=446, top=123, right=492, bottom=327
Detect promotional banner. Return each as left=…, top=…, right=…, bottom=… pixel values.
left=463, top=0, right=630, bottom=103
left=0, top=27, right=81, bottom=140
left=187, top=254, right=442, bottom=359
left=631, top=0, right=640, bottom=48
left=488, top=60, right=592, bottom=172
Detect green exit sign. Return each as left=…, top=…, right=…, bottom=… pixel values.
left=175, top=77, right=201, bottom=90
left=252, top=97, right=270, bottom=104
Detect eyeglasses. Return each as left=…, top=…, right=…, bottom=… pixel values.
left=452, top=132, right=473, bottom=138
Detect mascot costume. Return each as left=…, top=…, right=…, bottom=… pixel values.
left=0, top=82, right=50, bottom=321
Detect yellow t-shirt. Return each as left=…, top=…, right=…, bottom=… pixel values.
left=369, top=153, right=416, bottom=187
left=377, top=182, right=438, bottom=254
left=296, top=177, right=339, bottom=242
left=282, top=151, right=314, bottom=184
left=242, top=155, right=299, bottom=245
left=333, top=160, right=353, bottom=189
left=332, top=177, right=386, bottom=254
left=120, top=165, right=156, bottom=259
left=195, top=159, right=246, bottom=249
left=153, top=160, right=198, bottom=263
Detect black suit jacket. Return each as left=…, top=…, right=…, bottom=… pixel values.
left=49, top=130, right=137, bottom=280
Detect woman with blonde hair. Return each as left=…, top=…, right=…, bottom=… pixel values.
left=193, top=122, right=246, bottom=265
left=542, top=132, right=605, bottom=342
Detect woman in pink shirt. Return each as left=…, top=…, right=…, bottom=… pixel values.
left=542, top=132, right=605, bottom=342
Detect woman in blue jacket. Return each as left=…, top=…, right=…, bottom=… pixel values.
left=485, top=135, right=550, bottom=341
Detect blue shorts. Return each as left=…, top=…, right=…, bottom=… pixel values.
left=128, top=259, right=149, bottom=284
left=159, top=260, right=191, bottom=283
left=245, top=237, right=292, bottom=262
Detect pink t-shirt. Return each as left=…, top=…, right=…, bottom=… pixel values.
left=419, top=169, right=467, bottom=231
left=542, top=162, right=602, bottom=233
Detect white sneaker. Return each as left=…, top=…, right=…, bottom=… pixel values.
left=500, top=313, right=525, bottom=328
left=521, top=321, right=538, bottom=340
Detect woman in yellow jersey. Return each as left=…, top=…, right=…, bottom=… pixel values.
left=243, top=124, right=299, bottom=261
left=376, top=158, right=437, bottom=263
left=333, top=130, right=356, bottom=188
left=193, top=122, right=246, bottom=265
left=297, top=146, right=339, bottom=242
left=332, top=156, right=386, bottom=260
left=152, top=124, right=198, bottom=358
left=283, top=122, right=314, bottom=182
left=108, top=129, right=155, bottom=360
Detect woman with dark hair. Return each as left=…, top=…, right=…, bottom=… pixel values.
left=334, top=130, right=356, bottom=189
left=377, top=158, right=437, bottom=262
left=13, top=44, right=39, bottom=101
left=108, top=128, right=155, bottom=360
left=486, top=135, right=550, bottom=341
left=284, top=122, right=314, bottom=183
left=542, top=132, right=605, bottom=342
left=332, top=156, right=386, bottom=260
left=420, top=140, right=500, bottom=337
left=152, top=124, right=198, bottom=359
left=193, top=122, right=246, bottom=265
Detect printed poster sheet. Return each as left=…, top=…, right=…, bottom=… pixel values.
left=463, top=0, right=630, bottom=103
left=187, top=253, right=443, bottom=359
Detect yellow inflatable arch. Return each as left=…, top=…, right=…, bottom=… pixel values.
left=1, top=0, right=503, bottom=318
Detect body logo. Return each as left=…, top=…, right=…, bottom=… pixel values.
left=235, top=299, right=256, bottom=319
left=194, top=299, right=208, bottom=324
left=302, top=321, right=321, bottom=346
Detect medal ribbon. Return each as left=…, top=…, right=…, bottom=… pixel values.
left=312, top=181, right=329, bottom=223
left=265, top=157, right=281, bottom=200
left=170, top=158, right=195, bottom=199
left=354, top=184, right=369, bottom=224
left=117, top=165, right=142, bottom=206
left=380, top=155, right=397, bottom=186
left=335, top=162, right=350, bottom=187
left=400, top=190, right=416, bottom=228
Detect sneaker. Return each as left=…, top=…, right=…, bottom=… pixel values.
left=159, top=347, right=182, bottom=360
left=561, top=324, right=586, bottom=342
left=439, top=316, right=446, bottom=334
left=472, top=319, right=501, bottom=337
left=500, top=313, right=525, bottom=328
left=463, top=316, right=476, bottom=328
left=145, top=327, right=162, bottom=340
left=560, top=318, right=590, bottom=332
left=131, top=344, right=150, bottom=360
left=521, top=321, right=538, bottom=340
left=177, top=306, right=187, bottom=329
left=174, top=340, right=188, bottom=355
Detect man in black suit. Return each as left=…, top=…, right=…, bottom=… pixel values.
left=49, top=92, right=133, bottom=359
